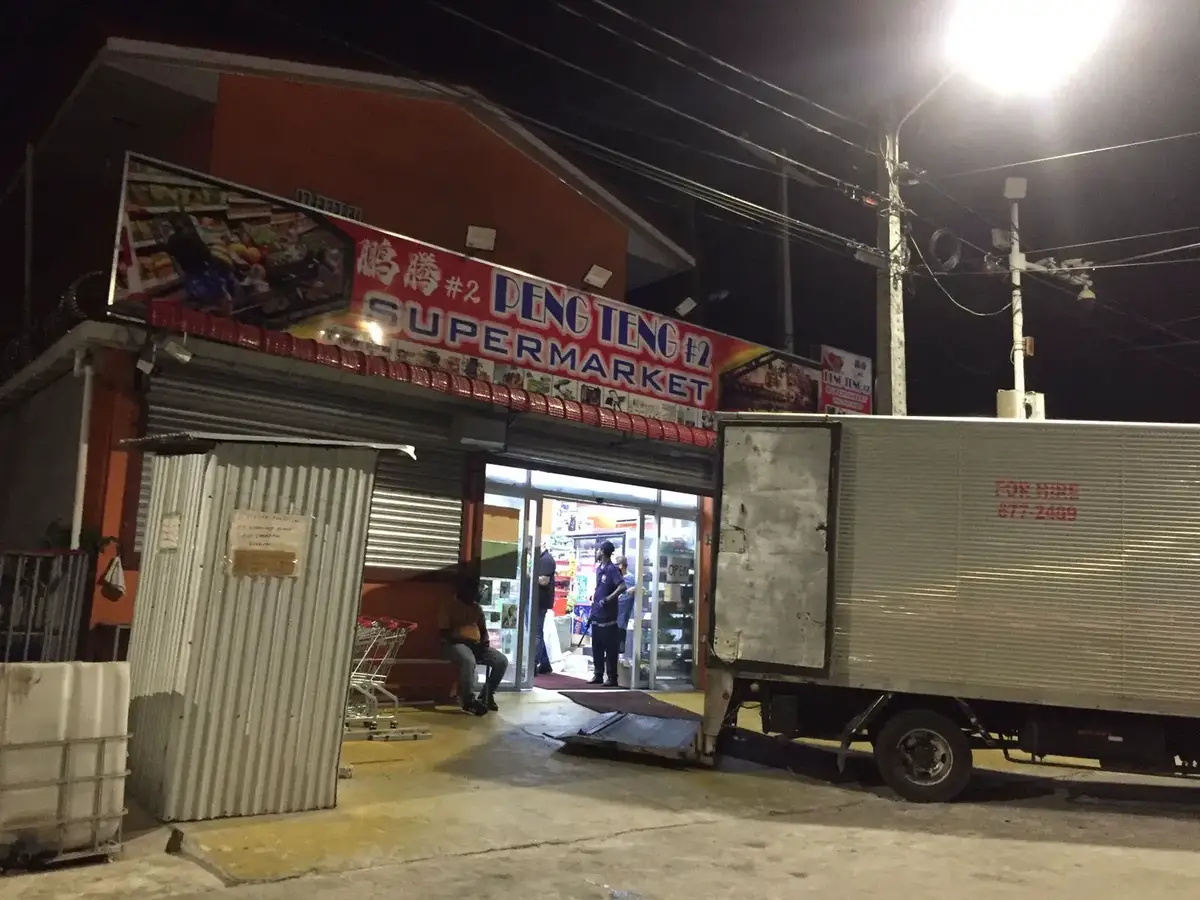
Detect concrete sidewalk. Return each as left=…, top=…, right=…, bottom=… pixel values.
left=6, top=689, right=1200, bottom=899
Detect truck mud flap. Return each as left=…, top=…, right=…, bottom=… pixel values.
left=551, top=711, right=702, bottom=763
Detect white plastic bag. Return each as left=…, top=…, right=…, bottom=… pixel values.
left=545, top=613, right=565, bottom=666
left=101, top=554, right=126, bottom=598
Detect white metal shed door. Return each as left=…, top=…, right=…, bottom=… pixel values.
left=714, top=424, right=835, bottom=670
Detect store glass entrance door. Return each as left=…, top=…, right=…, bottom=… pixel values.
left=482, top=463, right=704, bottom=692
left=480, top=492, right=541, bottom=690
left=633, top=513, right=699, bottom=690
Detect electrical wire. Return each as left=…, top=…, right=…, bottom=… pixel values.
left=494, top=102, right=876, bottom=255
left=421, top=0, right=884, bottom=205
left=244, top=1, right=875, bottom=260
left=936, top=128, right=1200, bottom=181
left=697, top=209, right=863, bottom=261
left=909, top=235, right=1010, bottom=318
left=1109, top=239, right=1200, bottom=265
left=1032, top=226, right=1200, bottom=256
left=564, top=113, right=778, bottom=174
left=556, top=0, right=877, bottom=157
left=903, top=201, right=1200, bottom=376
left=929, top=256, right=1200, bottom=274
left=253, top=0, right=1200, bottom=381
left=637, top=192, right=865, bottom=263
left=582, top=0, right=868, bottom=130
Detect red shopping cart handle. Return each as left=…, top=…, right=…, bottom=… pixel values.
left=357, top=617, right=418, bottom=633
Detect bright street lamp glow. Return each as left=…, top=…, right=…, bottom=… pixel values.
left=946, top=0, right=1121, bottom=96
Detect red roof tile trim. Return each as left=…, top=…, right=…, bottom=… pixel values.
left=146, top=306, right=717, bottom=449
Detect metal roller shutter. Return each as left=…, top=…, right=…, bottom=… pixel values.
left=496, top=423, right=716, bottom=495
left=136, top=372, right=464, bottom=572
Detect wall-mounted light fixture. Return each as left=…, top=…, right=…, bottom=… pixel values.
left=465, top=225, right=497, bottom=252
left=583, top=265, right=612, bottom=290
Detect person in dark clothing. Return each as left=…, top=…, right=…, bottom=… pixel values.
left=440, top=577, right=508, bottom=715
left=533, top=548, right=557, bottom=675
left=589, top=540, right=624, bottom=686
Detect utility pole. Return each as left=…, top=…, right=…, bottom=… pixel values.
left=736, top=137, right=815, bottom=356
left=876, top=123, right=906, bottom=416
left=992, top=176, right=1095, bottom=420
left=1005, top=177, right=1027, bottom=407
left=778, top=148, right=794, bottom=353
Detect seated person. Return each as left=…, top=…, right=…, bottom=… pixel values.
left=439, top=577, right=508, bottom=715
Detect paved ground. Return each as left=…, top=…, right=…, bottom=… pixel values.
left=6, top=691, right=1200, bottom=899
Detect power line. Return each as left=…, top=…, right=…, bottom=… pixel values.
left=582, top=0, right=867, bottom=131
left=639, top=194, right=864, bottom=263
left=557, top=0, right=876, bottom=157
left=253, top=1, right=1200, bottom=383
left=929, top=256, right=1200, bottom=274
left=909, top=235, right=1010, bottom=318
left=421, top=0, right=883, bottom=205
left=1110, top=239, right=1200, bottom=265
left=533, top=113, right=869, bottom=253
left=905, top=207, right=1200, bottom=378
left=596, top=118, right=1200, bottom=377
left=250, top=1, right=873, bottom=260
left=564, top=113, right=778, bottom=174
left=1032, top=226, right=1200, bottom=256
left=936, top=128, right=1200, bottom=181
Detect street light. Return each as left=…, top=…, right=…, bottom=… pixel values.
left=876, top=0, right=1122, bottom=417
left=947, top=0, right=1123, bottom=96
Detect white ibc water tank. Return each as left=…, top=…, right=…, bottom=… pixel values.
left=996, top=390, right=1047, bottom=420
left=0, top=663, right=130, bottom=857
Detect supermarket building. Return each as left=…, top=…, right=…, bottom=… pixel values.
left=0, top=38, right=858, bottom=696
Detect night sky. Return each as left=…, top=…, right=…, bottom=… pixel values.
left=3, top=0, right=1200, bottom=421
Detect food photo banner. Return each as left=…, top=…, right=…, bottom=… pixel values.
left=108, top=155, right=865, bottom=426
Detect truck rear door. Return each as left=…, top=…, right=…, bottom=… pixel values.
left=713, top=419, right=839, bottom=672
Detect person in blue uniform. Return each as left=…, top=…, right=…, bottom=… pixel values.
left=589, top=540, right=624, bottom=686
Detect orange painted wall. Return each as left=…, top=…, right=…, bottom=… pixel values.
left=207, top=74, right=629, bottom=297
left=83, top=349, right=142, bottom=627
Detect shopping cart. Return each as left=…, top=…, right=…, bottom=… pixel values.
left=345, top=616, right=416, bottom=727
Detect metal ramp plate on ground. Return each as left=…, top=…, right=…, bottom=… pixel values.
left=552, top=711, right=701, bottom=762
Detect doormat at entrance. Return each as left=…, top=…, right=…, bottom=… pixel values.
left=535, top=672, right=614, bottom=691
left=560, top=691, right=702, bottom=721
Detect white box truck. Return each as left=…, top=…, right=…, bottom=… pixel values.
left=699, top=413, right=1200, bottom=801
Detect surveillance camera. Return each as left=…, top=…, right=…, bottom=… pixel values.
left=161, top=340, right=193, bottom=364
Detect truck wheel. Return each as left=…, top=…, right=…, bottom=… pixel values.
left=873, top=709, right=973, bottom=802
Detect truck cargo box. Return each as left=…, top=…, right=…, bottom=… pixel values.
left=712, top=414, right=1200, bottom=720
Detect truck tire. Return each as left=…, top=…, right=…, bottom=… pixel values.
left=873, top=708, right=973, bottom=802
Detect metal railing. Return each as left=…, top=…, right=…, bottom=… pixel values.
left=0, top=551, right=91, bottom=663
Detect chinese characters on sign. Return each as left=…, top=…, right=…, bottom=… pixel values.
left=109, top=155, right=873, bottom=428
left=994, top=480, right=1080, bottom=523
left=819, top=345, right=873, bottom=414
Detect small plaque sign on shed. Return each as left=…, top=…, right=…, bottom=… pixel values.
left=228, top=510, right=310, bottom=578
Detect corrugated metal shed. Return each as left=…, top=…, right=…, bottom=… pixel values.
left=127, top=437, right=380, bottom=821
